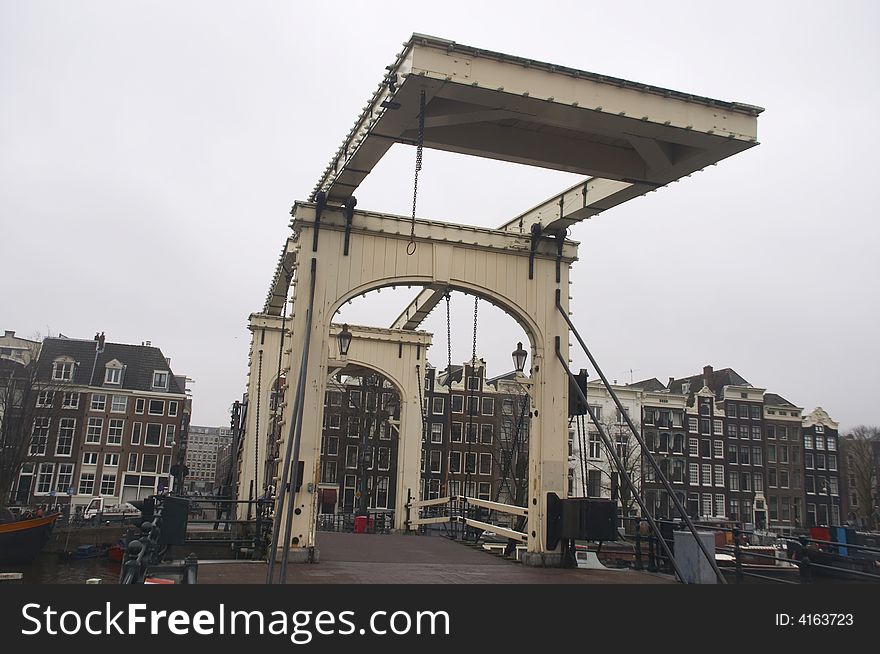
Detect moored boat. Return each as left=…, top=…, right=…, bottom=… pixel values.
left=0, top=513, right=61, bottom=562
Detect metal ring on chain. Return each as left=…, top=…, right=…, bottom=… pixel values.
left=407, top=239, right=417, bottom=255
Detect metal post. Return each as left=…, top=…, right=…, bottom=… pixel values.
left=279, top=258, right=319, bottom=584
left=555, top=293, right=726, bottom=584
left=733, top=527, right=743, bottom=584
left=634, top=526, right=643, bottom=570
left=647, top=533, right=657, bottom=572
left=266, top=258, right=316, bottom=584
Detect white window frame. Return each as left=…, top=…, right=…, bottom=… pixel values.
left=91, top=394, right=107, bottom=411
left=62, top=392, right=79, bottom=409
left=55, top=418, right=76, bottom=456
left=165, top=424, right=176, bottom=447
left=78, top=472, right=96, bottom=496
left=82, top=451, right=99, bottom=466
left=100, top=473, right=117, bottom=497
left=105, top=367, right=122, bottom=385
left=52, top=360, right=73, bottom=381
left=145, top=423, right=162, bottom=447
left=35, top=463, right=55, bottom=495
left=152, top=370, right=169, bottom=390
left=104, top=453, right=119, bottom=467
left=107, top=418, right=124, bottom=445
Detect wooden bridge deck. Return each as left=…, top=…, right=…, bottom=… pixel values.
left=198, top=532, right=675, bottom=584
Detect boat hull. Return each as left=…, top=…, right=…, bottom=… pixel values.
left=0, top=514, right=60, bottom=562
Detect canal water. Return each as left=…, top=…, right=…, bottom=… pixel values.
left=1, top=553, right=121, bottom=584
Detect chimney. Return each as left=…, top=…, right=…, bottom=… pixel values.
left=166, top=357, right=171, bottom=366
left=703, top=364, right=713, bottom=388
left=4, top=330, right=14, bottom=338
left=97, top=332, right=106, bottom=352
left=667, top=377, right=674, bottom=390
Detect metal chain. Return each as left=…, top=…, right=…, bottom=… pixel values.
left=464, top=296, right=479, bottom=498
left=445, top=292, right=452, bottom=374
left=407, top=89, right=426, bottom=256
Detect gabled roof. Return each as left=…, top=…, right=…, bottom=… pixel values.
left=763, top=392, right=798, bottom=408
left=669, top=367, right=750, bottom=400
left=37, top=337, right=184, bottom=395
left=628, top=377, right=667, bottom=392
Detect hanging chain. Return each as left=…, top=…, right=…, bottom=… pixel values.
left=471, top=296, right=479, bottom=362
left=407, top=89, right=426, bottom=256
left=445, top=292, right=452, bottom=375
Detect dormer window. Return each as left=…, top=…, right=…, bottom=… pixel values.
left=104, top=359, right=124, bottom=385
left=152, top=371, right=169, bottom=390
left=52, top=358, right=75, bottom=381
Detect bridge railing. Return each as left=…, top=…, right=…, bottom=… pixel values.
left=406, top=494, right=529, bottom=544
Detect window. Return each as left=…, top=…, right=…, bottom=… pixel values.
left=700, top=419, right=710, bottom=435
left=131, top=422, right=142, bottom=445
left=481, top=397, right=495, bottom=416
left=779, top=469, right=789, bottom=489
left=729, top=471, right=739, bottom=490
left=326, top=435, right=339, bottom=456
left=816, top=453, right=826, bottom=470
left=727, top=444, right=738, bottom=464
left=778, top=426, right=788, bottom=440
left=430, top=423, right=443, bottom=443
left=769, top=496, right=779, bottom=521
left=104, top=453, right=119, bottom=467
left=827, top=437, right=836, bottom=452
left=481, top=423, right=493, bottom=445
left=739, top=446, right=751, bottom=465
left=128, top=453, right=138, bottom=471
left=830, top=477, right=838, bottom=495
left=805, top=453, right=814, bottom=469
left=815, top=425, right=824, bottom=434
left=828, top=454, right=837, bottom=471
left=429, top=450, right=442, bottom=473
left=714, top=465, right=724, bottom=487
left=779, top=445, right=788, bottom=464
left=36, top=463, right=55, bottom=494
left=345, top=446, right=358, bottom=469
left=145, top=423, right=162, bottom=446
left=479, top=453, right=492, bottom=475
left=739, top=425, right=749, bottom=440
left=587, top=470, right=602, bottom=498
left=466, top=376, right=480, bottom=391
left=105, top=367, right=122, bottom=384
left=328, top=414, right=340, bottom=430
left=702, top=493, right=713, bottom=517
left=815, top=435, right=824, bottom=451
left=751, top=405, right=760, bottom=419
left=142, top=454, right=159, bottom=473
left=688, top=417, right=698, bottom=433
left=715, top=494, right=725, bottom=517
left=161, top=455, right=171, bottom=474
left=82, top=452, right=98, bottom=466
left=165, top=424, right=176, bottom=447
left=727, top=423, right=737, bottom=438
left=91, top=394, right=107, bottom=411
left=689, top=463, right=699, bottom=485
left=752, top=446, right=762, bottom=466
left=30, top=418, right=50, bottom=455
left=450, top=422, right=463, bottom=443
left=754, top=472, right=763, bottom=492
left=55, top=463, right=74, bottom=495
left=727, top=403, right=737, bottom=418
left=688, top=438, right=699, bottom=457
left=111, top=395, right=127, bottom=413
left=672, top=433, right=684, bottom=454
left=701, top=464, right=712, bottom=486
left=449, top=451, right=462, bottom=473
left=52, top=360, right=73, bottom=381
left=61, top=392, right=79, bottom=409
left=464, top=452, right=477, bottom=475
left=699, top=403, right=710, bottom=416
left=107, top=419, right=124, bottom=445
left=740, top=472, right=751, bottom=491
left=135, top=398, right=145, bottom=414
left=432, top=397, right=445, bottom=415
left=450, top=394, right=463, bottom=413
left=751, top=426, right=761, bottom=440
left=56, top=418, right=76, bottom=456
left=713, top=440, right=723, bottom=458
left=713, top=420, right=723, bottom=435
left=700, top=439, right=710, bottom=458
left=78, top=472, right=95, bottom=495
left=148, top=399, right=165, bottom=416
left=804, top=434, right=813, bottom=449
left=152, top=371, right=169, bottom=389
left=805, top=475, right=815, bottom=494
left=768, top=468, right=777, bottom=487
left=588, top=432, right=601, bottom=459
left=767, top=444, right=777, bottom=463
left=100, top=473, right=117, bottom=496
left=36, top=390, right=55, bottom=408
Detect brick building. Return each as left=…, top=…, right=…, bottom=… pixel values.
left=12, top=334, right=188, bottom=511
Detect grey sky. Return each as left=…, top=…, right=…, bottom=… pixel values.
left=2, top=1, right=878, bottom=430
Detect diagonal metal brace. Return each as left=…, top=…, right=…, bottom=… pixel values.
left=343, top=196, right=357, bottom=256
left=311, top=190, right=327, bottom=252
left=528, top=222, right=542, bottom=279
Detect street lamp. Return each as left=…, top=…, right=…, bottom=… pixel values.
left=512, top=342, right=528, bottom=374
left=338, top=324, right=353, bottom=357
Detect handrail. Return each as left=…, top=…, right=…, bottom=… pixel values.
left=455, top=496, right=529, bottom=517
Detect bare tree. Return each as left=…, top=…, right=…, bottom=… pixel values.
left=842, top=425, right=880, bottom=530
left=596, top=415, right=642, bottom=518
left=0, top=340, right=71, bottom=513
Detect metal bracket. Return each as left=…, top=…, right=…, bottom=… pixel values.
left=343, top=196, right=357, bottom=256
left=528, top=222, right=542, bottom=280
left=554, top=231, right=565, bottom=284
left=312, top=190, right=327, bottom=252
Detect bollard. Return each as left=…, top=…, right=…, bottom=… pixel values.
left=86, top=578, right=102, bottom=584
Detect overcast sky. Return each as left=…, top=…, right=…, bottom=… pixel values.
left=2, top=1, right=878, bottom=430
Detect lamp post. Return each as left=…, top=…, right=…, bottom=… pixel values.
left=512, top=342, right=528, bottom=375
left=337, top=324, right=352, bottom=357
